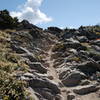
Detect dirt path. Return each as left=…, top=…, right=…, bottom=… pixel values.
left=46, top=45, right=60, bottom=83
left=45, top=44, right=67, bottom=100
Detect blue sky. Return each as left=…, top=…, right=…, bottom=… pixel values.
left=0, top=0, right=100, bottom=29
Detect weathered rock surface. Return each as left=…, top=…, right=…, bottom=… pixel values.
left=62, top=71, right=86, bottom=87
left=73, top=84, right=100, bottom=95
left=21, top=72, right=61, bottom=99
left=77, top=61, right=100, bottom=75
left=67, top=93, right=76, bottom=100
left=0, top=12, right=100, bottom=100
left=27, top=62, right=47, bottom=73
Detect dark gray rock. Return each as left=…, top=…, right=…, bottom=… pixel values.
left=46, top=27, right=62, bottom=37
left=64, top=41, right=87, bottom=51
left=59, top=68, right=72, bottom=80
left=27, top=62, right=47, bottom=74
left=62, top=71, right=86, bottom=87
left=67, top=93, right=75, bottom=100
left=77, top=61, right=100, bottom=75
left=61, top=29, right=77, bottom=39
left=17, top=20, right=43, bottom=30
left=73, top=84, right=100, bottom=95
left=24, top=75, right=60, bottom=94
left=34, top=88, right=54, bottom=100
left=29, top=28, right=43, bottom=39
left=92, top=45, right=100, bottom=52
left=78, top=28, right=99, bottom=40
left=11, top=45, right=27, bottom=54
left=80, top=80, right=91, bottom=86
left=55, top=94, right=63, bottom=100
left=76, top=36, right=88, bottom=43
left=21, top=73, right=60, bottom=99
left=91, top=40, right=100, bottom=47
left=22, top=53, right=37, bottom=62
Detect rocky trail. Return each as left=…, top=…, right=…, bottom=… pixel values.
left=44, top=42, right=68, bottom=100
left=0, top=11, right=100, bottom=100
left=42, top=37, right=100, bottom=100
left=46, top=44, right=60, bottom=83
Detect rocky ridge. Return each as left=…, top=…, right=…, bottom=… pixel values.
left=0, top=10, right=100, bottom=100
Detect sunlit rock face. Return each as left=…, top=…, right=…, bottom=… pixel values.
left=0, top=10, right=100, bottom=100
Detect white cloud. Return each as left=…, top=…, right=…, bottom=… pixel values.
left=10, top=0, right=52, bottom=24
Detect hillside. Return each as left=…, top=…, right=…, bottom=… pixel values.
left=0, top=10, right=100, bottom=100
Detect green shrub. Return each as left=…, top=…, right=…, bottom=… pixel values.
left=0, top=9, right=19, bottom=29
left=0, top=70, right=27, bottom=100
left=0, top=31, right=29, bottom=99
